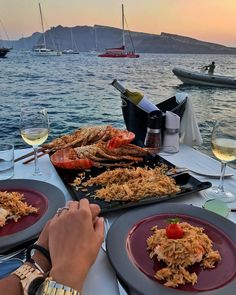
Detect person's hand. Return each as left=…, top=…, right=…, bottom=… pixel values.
left=30, top=201, right=101, bottom=274
left=88, top=202, right=101, bottom=223
left=48, top=199, right=104, bottom=292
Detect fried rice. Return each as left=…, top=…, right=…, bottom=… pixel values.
left=0, top=191, right=38, bottom=227
left=146, top=222, right=221, bottom=288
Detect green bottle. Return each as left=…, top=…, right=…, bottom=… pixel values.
left=111, top=79, right=159, bottom=113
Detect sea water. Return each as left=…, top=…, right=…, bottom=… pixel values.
left=0, top=51, right=236, bottom=167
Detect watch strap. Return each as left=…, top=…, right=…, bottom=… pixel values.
left=12, top=264, right=44, bottom=295
left=41, top=277, right=80, bottom=295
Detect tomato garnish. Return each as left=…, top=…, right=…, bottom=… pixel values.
left=166, top=218, right=184, bottom=239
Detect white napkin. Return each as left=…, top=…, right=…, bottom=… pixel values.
left=165, top=111, right=180, bottom=129
left=178, top=95, right=203, bottom=146
left=175, top=92, right=188, bottom=104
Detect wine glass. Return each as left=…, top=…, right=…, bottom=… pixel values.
left=204, top=119, right=236, bottom=203
left=20, top=107, right=50, bottom=180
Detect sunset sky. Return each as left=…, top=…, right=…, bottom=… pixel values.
left=1, top=0, right=236, bottom=46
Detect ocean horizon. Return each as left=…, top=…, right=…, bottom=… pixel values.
left=1, top=50, right=236, bottom=167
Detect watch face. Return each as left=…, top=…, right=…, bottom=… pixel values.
left=28, top=276, right=45, bottom=295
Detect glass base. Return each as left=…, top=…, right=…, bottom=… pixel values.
left=31, top=170, right=51, bottom=181
left=16, top=167, right=51, bottom=181
left=158, top=145, right=179, bottom=156
left=203, top=199, right=230, bottom=217
left=203, top=186, right=236, bottom=203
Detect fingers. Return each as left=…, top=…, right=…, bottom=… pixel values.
left=55, top=200, right=101, bottom=223
left=42, top=219, right=51, bottom=230
left=90, top=204, right=101, bottom=220
left=77, top=199, right=93, bottom=222
left=36, top=219, right=51, bottom=247
left=94, top=217, right=104, bottom=242
left=67, top=201, right=79, bottom=210
left=66, top=200, right=100, bottom=215
left=78, top=198, right=90, bottom=208
left=78, top=199, right=101, bottom=220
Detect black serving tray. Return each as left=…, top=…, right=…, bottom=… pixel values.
left=54, top=155, right=211, bottom=214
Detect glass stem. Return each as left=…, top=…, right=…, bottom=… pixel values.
left=218, top=161, right=226, bottom=192
left=33, top=146, right=40, bottom=175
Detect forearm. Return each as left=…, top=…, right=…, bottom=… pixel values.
left=0, top=249, right=50, bottom=295
left=0, top=275, right=23, bottom=295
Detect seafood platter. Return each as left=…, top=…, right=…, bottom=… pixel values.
left=43, top=125, right=211, bottom=213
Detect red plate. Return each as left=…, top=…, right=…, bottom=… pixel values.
left=127, top=214, right=236, bottom=292
left=0, top=188, right=48, bottom=237
left=0, top=179, right=65, bottom=253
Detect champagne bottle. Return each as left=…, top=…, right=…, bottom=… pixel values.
left=111, top=79, right=160, bottom=113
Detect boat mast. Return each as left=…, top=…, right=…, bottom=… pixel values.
left=122, top=4, right=125, bottom=48
left=94, top=26, right=98, bottom=52
left=39, top=3, right=46, bottom=48
left=70, top=28, right=73, bottom=50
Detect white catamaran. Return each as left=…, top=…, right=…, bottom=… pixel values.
left=33, top=3, right=61, bottom=55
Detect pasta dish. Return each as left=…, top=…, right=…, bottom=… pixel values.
left=72, top=165, right=180, bottom=202
left=146, top=222, right=221, bottom=288
left=0, top=191, right=38, bottom=227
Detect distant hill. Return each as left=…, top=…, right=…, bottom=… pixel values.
left=3, top=25, right=236, bottom=54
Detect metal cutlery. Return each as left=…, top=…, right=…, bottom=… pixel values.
left=101, top=218, right=129, bottom=295
left=0, top=248, right=26, bottom=263
left=167, top=167, right=234, bottom=178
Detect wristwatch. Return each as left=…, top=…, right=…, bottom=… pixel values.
left=12, top=263, right=45, bottom=295
left=38, top=277, right=80, bottom=295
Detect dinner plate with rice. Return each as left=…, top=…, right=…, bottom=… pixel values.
left=106, top=203, right=236, bottom=295
left=0, top=179, right=65, bottom=253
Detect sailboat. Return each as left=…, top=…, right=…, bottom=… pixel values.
left=62, top=28, right=79, bottom=54
left=88, top=25, right=98, bottom=54
left=0, top=47, right=10, bottom=58
left=98, top=4, right=139, bottom=58
left=33, top=3, right=60, bottom=55
left=0, top=20, right=11, bottom=58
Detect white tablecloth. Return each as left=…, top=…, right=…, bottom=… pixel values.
left=12, top=145, right=236, bottom=295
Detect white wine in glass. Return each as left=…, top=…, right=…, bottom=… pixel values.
left=204, top=120, right=236, bottom=203
left=20, top=108, right=50, bottom=180
left=21, top=128, right=49, bottom=146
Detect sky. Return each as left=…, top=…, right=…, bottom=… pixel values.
left=0, top=0, right=236, bottom=46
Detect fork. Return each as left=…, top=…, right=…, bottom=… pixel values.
left=0, top=248, right=26, bottom=263
left=101, top=218, right=129, bottom=295
left=167, top=167, right=234, bottom=178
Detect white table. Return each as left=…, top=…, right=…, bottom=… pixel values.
left=13, top=145, right=236, bottom=295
